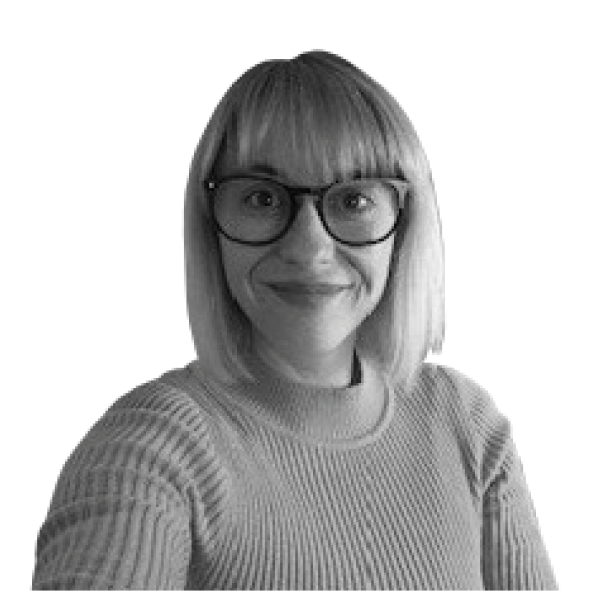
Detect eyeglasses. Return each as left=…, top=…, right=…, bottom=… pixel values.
left=204, top=174, right=408, bottom=246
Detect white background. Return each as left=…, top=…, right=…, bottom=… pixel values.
left=3, top=1, right=588, bottom=588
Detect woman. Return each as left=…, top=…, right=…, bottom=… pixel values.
left=33, top=51, right=557, bottom=589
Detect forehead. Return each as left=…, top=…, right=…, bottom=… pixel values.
left=215, top=93, right=401, bottom=186
left=216, top=134, right=335, bottom=185
left=218, top=133, right=402, bottom=192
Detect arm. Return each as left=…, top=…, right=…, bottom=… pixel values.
left=32, top=384, right=194, bottom=589
left=439, top=365, right=558, bottom=590
left=481, top=442, right=558, bottom=590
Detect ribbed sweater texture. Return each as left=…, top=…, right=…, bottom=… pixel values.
left=32, top=354, right=557, bottom=589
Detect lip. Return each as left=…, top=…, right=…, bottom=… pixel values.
left=267, top=282, right=351, bottom=295
left=266, top=282, right=352, bottom=308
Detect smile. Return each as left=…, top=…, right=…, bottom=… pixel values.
left=266, top=283, right=351, bottom=308
left=268, top=282, right=350, bottom=295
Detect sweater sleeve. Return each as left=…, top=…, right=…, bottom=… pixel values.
left=440, top=367, right=558, bottom=590
left=32, top=380, right=199, bottom=590
left=481, top=442, right=557, bottom=590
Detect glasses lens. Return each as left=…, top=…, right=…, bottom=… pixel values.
left=323, top=180, right=400, bottom=243
left=213, top=178, right=291, bottom=242
left=212, top=178, right=402, bottom=244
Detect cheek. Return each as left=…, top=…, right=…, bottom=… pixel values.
left=356, top=243, right=394, bottom=299
left=376, top=250, right=394, bottom=289
left=219, top=242, right=245, bottom=300
left=219, top=240, right=264, bottom=305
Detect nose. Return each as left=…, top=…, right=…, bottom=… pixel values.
left=276, top=195, right=336, bottom=263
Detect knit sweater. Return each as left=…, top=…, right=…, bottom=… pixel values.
left=32, top=353, right=557, bottom=590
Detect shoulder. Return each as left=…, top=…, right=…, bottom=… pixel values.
left=84, top=365, right=214, bottom=449
left=57, top=364, right=218, bottom=501
left=411, top=362, right=513, bottom=490
left=105, top=365, right=209, bottom=428
left=414, top=362, right=508, bottom=428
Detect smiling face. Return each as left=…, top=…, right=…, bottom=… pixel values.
left=214, top=137, right=395, bottom=378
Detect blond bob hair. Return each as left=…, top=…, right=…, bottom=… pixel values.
left=184, top=50, right=444, bottom=390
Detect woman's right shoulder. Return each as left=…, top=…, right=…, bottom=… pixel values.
left=46, top=361, right=226, bottom=516
left=62, top=361, right=220, bottom=479
left=87, top=362, right=210, bottom=433
left=35, top=363, right=225, bottom=589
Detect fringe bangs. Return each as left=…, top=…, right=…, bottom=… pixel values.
left=227, top=58, right=404, bottom=184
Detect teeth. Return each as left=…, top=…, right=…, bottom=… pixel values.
left=273, top=285, right=343, bottom=295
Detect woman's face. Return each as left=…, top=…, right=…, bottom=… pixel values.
left=215, top=142, right=395, bottom=365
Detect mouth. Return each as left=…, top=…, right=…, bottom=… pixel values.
left=265, top=282, right=352, bottom=308
left=267, top=282, right=351, bottom=295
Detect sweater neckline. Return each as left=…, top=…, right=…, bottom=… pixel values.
left=189, top=349, right=396, bottom=449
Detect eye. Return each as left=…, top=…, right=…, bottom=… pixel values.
left=239, top=185, right=290, bottom=219
left=338, top=191, right=376, bottom=212
left=244, top=190, right=279, bottom=209
left=245, top=191, right=277, bottom=207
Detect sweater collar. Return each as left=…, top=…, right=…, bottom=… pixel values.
left=212, top=348, right=392, bottom=445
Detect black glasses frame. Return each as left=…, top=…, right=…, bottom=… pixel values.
left=203, top=173, right=409, bottom=247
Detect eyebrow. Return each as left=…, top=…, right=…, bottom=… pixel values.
left=243, top=163, right=284, bottom=178
left=243, top=163, right=369, bottom=183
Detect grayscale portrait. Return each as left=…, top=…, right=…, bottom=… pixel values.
left=31, top=50, right=557, bottom=589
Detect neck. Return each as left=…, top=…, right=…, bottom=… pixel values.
left=251, top=332, right=357, bottom=388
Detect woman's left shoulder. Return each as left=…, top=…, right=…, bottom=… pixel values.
left=418, top=362, right=505, bottom=419
left=416, top=362, right=512, bottom=455
left=414, top=363, right=515, bottom=492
